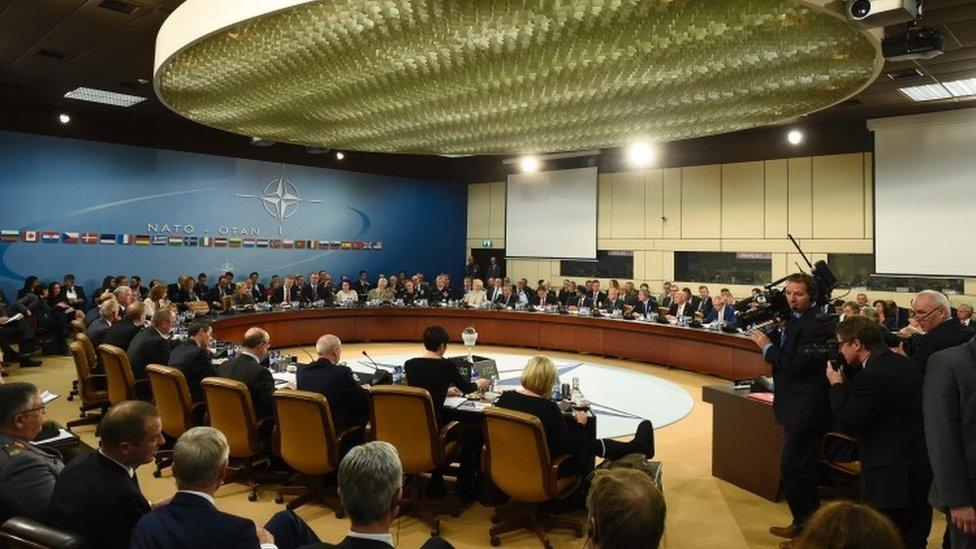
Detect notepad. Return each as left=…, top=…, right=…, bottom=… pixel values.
left=40, top=390, right=59, bottom=404
left=443, top=397, right=467, bottom=409
left=34, top=428, right=77, bottom=445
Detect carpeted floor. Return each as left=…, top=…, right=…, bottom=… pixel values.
left=10, top=342, right=947, bottom=548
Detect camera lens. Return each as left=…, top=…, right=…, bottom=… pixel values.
left=850, top=0, right=871, bottom=19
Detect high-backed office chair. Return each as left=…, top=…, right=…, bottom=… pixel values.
left=146, top=365, right=205, bottom=477
left=65, top=341, right=109, bottom=431
left=186, top=300, right=210, bottom=314
left=482, top=407, right=584, bottom=548
left=70, top=319, right=86, bottom=337
left=819, top=431, right=861, bottom=500
left=0, top=516, right=87, bottom=549
left=368, top=385, right=462, bottom=537
left=98, top=343, right=149, bottom=404
left=200, top=377, right=281, bottom=501
left=67, top=332, right=98, bottom=402
left=273, top=390, right=357, bottom=514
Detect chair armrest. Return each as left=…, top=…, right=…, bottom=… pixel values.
left=82, top=374, right=107, bottom=393
left=549, top=453, right=576, bottom=494
left=820, top=432, right=860, bottom=472
left=337, top=425, right=364, bottom=443
left=438, top=420, right=461, bottom=446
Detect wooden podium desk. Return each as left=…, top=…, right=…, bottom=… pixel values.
left=702, top=385, right=784, bottom=501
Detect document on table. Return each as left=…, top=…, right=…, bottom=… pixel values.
left=40, top=390, right=59, bottom=404
left=443, top=396, right=467, bottom=409
left=34, top=428, right=77, bottom=445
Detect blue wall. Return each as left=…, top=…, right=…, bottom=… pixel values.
left=0, top=131, right=466, bottom=300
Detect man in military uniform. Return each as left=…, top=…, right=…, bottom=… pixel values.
left=0, top=382, right=64, bottom=521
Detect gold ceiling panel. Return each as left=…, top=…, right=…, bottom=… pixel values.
left=154, top=0, right=880, bottom=155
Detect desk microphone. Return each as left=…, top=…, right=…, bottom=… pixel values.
left=299, top=345, right=316, bottom=363
left=361, top=351, right=393, bottom=385
left=362, top=351, right=380, bottom=371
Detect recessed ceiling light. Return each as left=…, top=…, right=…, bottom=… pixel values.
left=58, top=113, right=70, bottom=124
left=626, top=142, right=657, bottom=168
left=335, top=151, right=345, bottom=160
left=519, top=156, right=540, bottom=173
left=898, top=83, right=952, bottom=102
left=943, top=77, right=976, bottom=98
left=64, top=86, right=146, bottom=107
left=787, top=129, right=803, bottom=145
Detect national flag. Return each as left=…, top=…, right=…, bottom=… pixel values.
left=41, top=232, right=60, bottom=243
left=340, top=241, right=352, bottom=250
left=200, top=237, right=212, bottom=247
left=0, top=230, right=18, bottom=242
left=293, top=239, right=306, bottom=250
left=308, top=240, right=319, bottom=250
left=151, top=235, right=168, bottom=246
left=213, top=237, right=228, bottom=247
left=242, top=238, right=256, bottom=248
left=362, top=241, right=373, bottom=250
left=183, top=236, right=198, bottom=247
left=135, top=235, right=151, bottom=246
left=99, top=233, right=116, bottom=245
left=22, top=230, right=38, bottom=243
left=166, top=236, right=181, bottom=246
left=281, top=239, right=294, bottom=249
left=373, top=241, right=383, bottom=250
left=116, top=234, right=133, bottom=245
left=81, top=232, right=98, bottom=244
left=255, top=239, right=269, bottom=248
left=229, top=237, right=242, bottom=248
left=269, top=239, right=282, bottom=249
left=352, top=241, right=364, bottom=250
left=62, top=232, right=80, bottom=244
left=329, top=241, right=341, bottom=249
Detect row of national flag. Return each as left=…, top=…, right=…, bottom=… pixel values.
left=0, top=230, right=382, bottom=250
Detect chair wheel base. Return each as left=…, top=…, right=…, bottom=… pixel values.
left=335, top=509, right=346, bottom=519
left=274, top=496, right=284, bottom=504
left=490, top=514, right=501, bottom=525
left=431, top=529, right=439, bottom=538
left=67, top=395, right=74, bottom=401
left=490, top=535, right=501, bottom=546
left=248, top=492, right=258, bottom=502
left=152, top=470, right=162, bottom=478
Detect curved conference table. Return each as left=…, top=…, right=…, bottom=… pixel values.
left=211, top=307, right=768, bottom=380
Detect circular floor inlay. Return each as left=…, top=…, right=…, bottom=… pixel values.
left=352, top=352, right=694, bottom=438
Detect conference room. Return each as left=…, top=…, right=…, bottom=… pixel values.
left=1, top=1, right=976, bottom=548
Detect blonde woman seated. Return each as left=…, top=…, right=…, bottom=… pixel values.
left=142, top=283, right=173, bottom=320
left=495, top=356, right=654, bottom=474
left=231, top=282, right=255, bottom=306
left=463, top=279, right=487, bottom=308
left=367, top=277, right=395, bottom=302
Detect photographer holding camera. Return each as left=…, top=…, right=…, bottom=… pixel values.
left=826, top=315, right=932, bottom=549
left=750, top=273, right=835, bottom=541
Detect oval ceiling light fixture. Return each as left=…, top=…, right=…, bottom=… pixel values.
left=519, top=156, right=541, bottom=173
left=626, top=142, right=657, bottom=168
left=787, top=129, right=804, bottom=145
left=58, top=113, right=71, bottom=124
left=154, top=0, right=881, bottom=155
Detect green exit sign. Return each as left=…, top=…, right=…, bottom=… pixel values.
left=482, top=239, right=492, bottom=248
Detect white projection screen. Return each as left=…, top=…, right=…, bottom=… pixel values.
left=869, top=108, right=976, bottom=277
left=506, top=166, right=598, bottom=259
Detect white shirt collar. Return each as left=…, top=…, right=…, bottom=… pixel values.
left=178, top=490, right=215, bottom=505
left=346, top=531, right=393, bottom=546
left=99, top=449, right=135, bottom=478
left=242, top=350, right=262, bottom=363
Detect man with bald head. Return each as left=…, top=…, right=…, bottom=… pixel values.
left=104, top=302, right=146, bottom=351
left=297, top=335, right=370, bottom=444
left=219, top=327, right=275, bottom=420
left=904, top=290, right=973, bottom=376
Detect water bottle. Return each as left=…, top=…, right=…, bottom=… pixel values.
left=392, top=365, right=404, bottom=385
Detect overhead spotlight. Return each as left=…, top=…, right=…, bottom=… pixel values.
left=250, top=137, right=275, bottom=147
left=787, top=129, right=804, bottom=145
left=519, top=155, right=540, bottom=173
left=626, top=142, right=657, bottom=168
left=335, top=151, right=345, bottom=160
left=58, top=113, right=70, bottom=124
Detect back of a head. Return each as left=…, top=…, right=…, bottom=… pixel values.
left=338, top=441, right=402, bottom=525
left=172, top=426, right=229, bottom=491
left=422, top=325, right=450, bottom=352
left=242, top=327, right=268, bottom=350
left=125, top=302, right=145, bottom=322
left=99, top=299, right=119, bottom=320
left=97, top=400, right=158, bottom=449
left=586, top=468, right=666, bottom=549
left=793, top=501, right=903, bottom=549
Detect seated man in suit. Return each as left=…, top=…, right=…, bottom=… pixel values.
left=248, top=272, right=266, bottom=303
left=168, top=321, right=217, bottom=404
left=621, top=282, right=639, bottom=306
left=104, top=302, right=146, bottom=351
left=601, top=287, right=626, bottom=314
left=302, top=271, right=327, bottom=304
left=532, top=287, right=558, bottom=310
left=219, top=327, right=275, bottom=420
left=695, top=285, right=714, bottom=318
left=665, top=288, right=692, bottom=324
left=396, top=280, right=422, bottom=305
left=207, top=274, right=234, bottom=310
left=493, top=285, right=517, bottom=309
left=0, top=382, right=64, bottom=522
left=128, top=309, right=174, bottom=382
left=704, top=295, right=737, bottom=328
left=633, top=289, right=659, bottom=318
left=270, top=275, right=299, bottom=305
left=131, top=427, right=319, bottom=549
left=60, top=273, right=87, bottom=310
left=353, top=271, right=371, bottom=298
left=195, top=273, right=210, bottom=300
left=296, top=335, right=368, bottom=451
left=427, top=275, right=455, bottom=304
left=585, top=280, right=607, bottom=308
left=302, top=441, right=450, bottom=549
left=48, top=401, right=167, bottom=549
left=87, top=299, right=120, bottom=349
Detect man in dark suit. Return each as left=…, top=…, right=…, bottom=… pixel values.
left=128, top=310, right=174, bottom=381
left=958, top=303, right=975, bottom=332
left=532, top=287, right=558, bottom=309
left=0, top=382, right=64, bottom=522
left=301, top=441, right=450, bottom=549
left=633, top=290, right=659, bottom=317
left=59, top=274, right=87, bottom=309
left=207, top=274, right=233, bottom=310
left=270, top=276, right=298, bottom=305
left=168, top=321, right=217, bottom=404
left=219, top=327, right=275, bottom=420
left=131, top=426, right=319, bottom=549
left=695, top=286, right=714, bottom=318
left=104, top=302, right=146, bottom=351
left=827, top=316, right=931, bottom=548
left=485, top=278, right=504, bottom=303
left=302, top=272, right=327, bottom=303
left=925, top=335, right=976, bottom=548
left=586, top=281, right=607, bottom=309
left=464, top=255, right=481, bottom=282
left=493, top=285, right=517, bottom=309
left=906, top=290, right=974, bottom=376
left=704, top=295, right=737, bottom=328
left=87, top=300, right=119, bottom=349
left=353, top=271, right=371, bottom=297
left=0, top=288, right=40, bottom=367
left=427, top=275, right=455, bottom=303
left=48, top=401, right=166, bottom=549
left=486, top=256, right=503, bottom=281
left=750, top=273, right=835, bottom=539
left=601, top=288, right=626, bottom=313
left=248, top=272, right=266, bottom=302
left=297, top=335, right=369, bottom=439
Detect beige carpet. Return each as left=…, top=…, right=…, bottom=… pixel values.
left=12, top=342, right=946, bottom=548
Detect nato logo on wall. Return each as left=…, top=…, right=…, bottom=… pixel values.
left=0, top=130, right=466, bottom=295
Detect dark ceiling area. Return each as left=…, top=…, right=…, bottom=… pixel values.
left=1, top=0, right=974, bottom=183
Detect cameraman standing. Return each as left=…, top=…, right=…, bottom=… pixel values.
left=826, top=316, right=931, bottom=548
left=750, top=273, right=834, bottom=541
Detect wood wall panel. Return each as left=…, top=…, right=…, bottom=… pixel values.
left=787, top=157, right=813, bottom=238
left=721, top=161, right=765, bottom=239
left=681, top=165, right=722, bottom=238
left=812, top=153, right=865, bottom=238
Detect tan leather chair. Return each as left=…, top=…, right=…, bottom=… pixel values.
left=0, top=516, right=87, bottom=548
left=368, top=385, right=461, bottom=536
left=201, top=377, right=282, bottom=501
left=67, top=332, right=99, bottom=403
left=146, top=365, right=205, bottom=478
left=65, top=341, right=109, bottom=431
left=98, top=344, right=149, bottom=404
left=482, top=407, right=584, bottom=547
left=70, top=319, right=86, bottom=336
left=186, top=300, right=210, bottom=314
left=273, top=390, right=360, bottom=514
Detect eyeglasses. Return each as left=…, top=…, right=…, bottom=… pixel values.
left=16, top=405, right=46, bottom=417
left=910, top=308, right=938, bottom=321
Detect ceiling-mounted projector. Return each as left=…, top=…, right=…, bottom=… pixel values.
left=882, top=26, right=943, bottom=61
left=846, top=0, right=920, bottom=28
